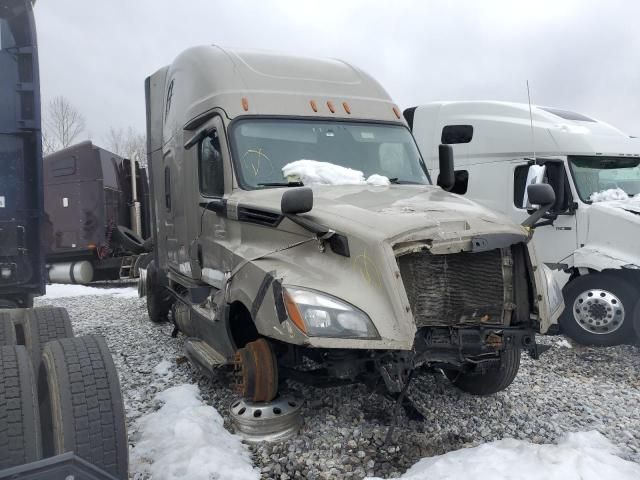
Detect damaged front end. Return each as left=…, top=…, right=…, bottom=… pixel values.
left=372, top=236, right=544, bottom=393
left=280, top=230, right=552, bottom=396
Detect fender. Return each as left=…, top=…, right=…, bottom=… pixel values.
left=572, top=246, right=639, bottom=272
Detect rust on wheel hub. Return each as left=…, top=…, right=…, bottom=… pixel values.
left=233, top=338, right=278, bottom=402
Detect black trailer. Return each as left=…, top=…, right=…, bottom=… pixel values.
left=0, top=1, right=128, bottom=477
left=43, top=141, right=151, bottom=283
left=0, top=0, right=44, bottom=307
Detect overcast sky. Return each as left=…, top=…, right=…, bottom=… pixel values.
left=35, top=0, right=640, bottom=144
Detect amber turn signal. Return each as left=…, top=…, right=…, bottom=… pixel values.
left=283, top=290, right=307, bottom=334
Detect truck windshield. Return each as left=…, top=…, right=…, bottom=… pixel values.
left=229, top=119, right=430, bottom=189
left=568, top=155, right=640, bottom=201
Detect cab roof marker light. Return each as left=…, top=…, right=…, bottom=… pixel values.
left=241, top=97, right=249, bottom=111
left=310, top=100, right=318, bottom=112
left=392, top=106, right=401, bottom=119
left=327, top=101, right=335, bottom=113
left=342, top=102, right=351, bottom=114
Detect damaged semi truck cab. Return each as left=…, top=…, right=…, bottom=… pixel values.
left=143, top=46, right=562, bottom=401
left=407, top=101, right=640, bottom=346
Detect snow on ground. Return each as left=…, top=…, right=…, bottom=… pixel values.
left=366, top=431, right=640, bottom=480
left=151, top=359, right=174, bottom=377
left=42, top=283, right=138, bottom=299
left=282, top=159, right=390, bottom=186
left=130, top=384, right=260, bottom=480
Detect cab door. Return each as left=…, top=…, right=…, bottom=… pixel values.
left=510, top=159, right=578, bottom=267
left=184, top=116, right=230, bottom=288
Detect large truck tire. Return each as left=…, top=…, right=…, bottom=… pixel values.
left=22, top=307, right=74, bottom=370
left=0, top=312, right=17, bottom=346
left=146, top=260, right=173, bottom=323
left=633, top=300, right=640, bottom=341
left=112, top=225, right=146, bottom=254
left=0, top=346, right=42, bottom=468
left=560, top=273, right=636, bottom=346
left=38, top=335, right=128, bottom=479
left=445, top=347, right=521, bottom=396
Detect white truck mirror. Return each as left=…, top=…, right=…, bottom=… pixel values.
left=522, top=164, right=546, bottom=208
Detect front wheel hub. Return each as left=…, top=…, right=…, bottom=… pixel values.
left=233, top=338, right=278, bottom=402
left=573, top=289, right=625, bottom=335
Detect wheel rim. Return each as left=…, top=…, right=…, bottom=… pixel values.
left=572, top=288, right=625, bottom=335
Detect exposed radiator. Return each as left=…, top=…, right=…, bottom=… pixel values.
left=397, top=248, right=512, bottom=328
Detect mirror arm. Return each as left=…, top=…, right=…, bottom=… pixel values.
left=521, top=202, right=554, bottom=228
left=285, top=214, right=332, bottom=238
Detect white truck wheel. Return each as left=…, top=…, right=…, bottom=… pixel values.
left=560, top=273, right=636, bottom=346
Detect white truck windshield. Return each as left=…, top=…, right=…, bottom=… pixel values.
left=230, top=119, right=430, bottom=189
left=568, top=156, right=640, bottom=201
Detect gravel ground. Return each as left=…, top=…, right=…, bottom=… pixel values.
left=36, top=293, right=640, bottom=479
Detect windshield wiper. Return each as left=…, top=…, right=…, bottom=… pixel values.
left=257, top=181, right=304, bottom=187
left=388, top=178, right=423, bottom=185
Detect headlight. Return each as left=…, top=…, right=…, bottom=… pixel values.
left=283, top=286, right=379, bottom=339
left=541, top=264, right=563, bottom=316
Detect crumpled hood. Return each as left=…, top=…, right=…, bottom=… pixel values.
left=590, top=198, right=640, bottom=216
left=237, top=184, right=528, bottom=244
left=579, top=201, right=640, bottom=266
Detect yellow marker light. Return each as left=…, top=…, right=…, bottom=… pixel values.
left=283, top=289, right=307, bottom=334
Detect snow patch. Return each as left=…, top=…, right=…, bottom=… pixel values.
left=152, top=359, right=173, bottom=376
left=590, top=188, right=629, bottom=202
left=130, top=384, right=259, bottom=480
left=366, top=431, right=640, bottom=480
left=556, top=337, right=573, bottom=349
left=282, top=159, right=390, bottom=186
left=42, top=283, right=138, bottom=299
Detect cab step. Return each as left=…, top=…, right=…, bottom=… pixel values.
left=119, top=256, right=136, bottom=279
left=184, top=338, right=229, bottom=375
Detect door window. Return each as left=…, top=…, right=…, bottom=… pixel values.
left=199, top=131, right=224, bottom=197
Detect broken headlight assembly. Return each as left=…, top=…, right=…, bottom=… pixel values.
left=541, top=264, right=564, bottom=316
left=283, top=286, right=379, bottom=339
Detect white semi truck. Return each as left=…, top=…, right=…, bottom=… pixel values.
left=407, top=101, right=640, bottom=346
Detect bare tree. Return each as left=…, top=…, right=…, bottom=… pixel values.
left=42, top=96, right=86, bottom=154
left=105, top=126, right=147, bottom=166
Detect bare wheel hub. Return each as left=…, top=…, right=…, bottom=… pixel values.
left=573, top=289, right=625, bottom=335
left=233, top=338, right=278, bottom=402
left=229, top=396, right=302, bottom=443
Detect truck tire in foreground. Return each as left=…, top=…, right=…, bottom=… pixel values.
left=38, top=335, right=128, bottom=479
left=560, top=273, right=637, bottom=346
left=0, top=346, right=41, bottom=469
left=145, top=260, right=173, bottom=323
left=0, top=312, right=17, bottom=346
left=22, top=307, right=74, bottom=370
left=634, top=301, right=640, bottom=341
left=445, top=347, right=521, bottom=396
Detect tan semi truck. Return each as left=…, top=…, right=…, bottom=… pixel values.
left=141, top=45, right=563, bottom=402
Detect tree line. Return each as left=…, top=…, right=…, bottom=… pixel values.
left=42, top=95, right=146, bottom=165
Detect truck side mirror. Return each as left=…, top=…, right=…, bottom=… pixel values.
left=522, top=183, right=556, bottom=228
left=437, top=144, right=455, bottom=191
left=521, top=164, right=546, bottom=208
left=281, top=187, right=313, bottom=215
